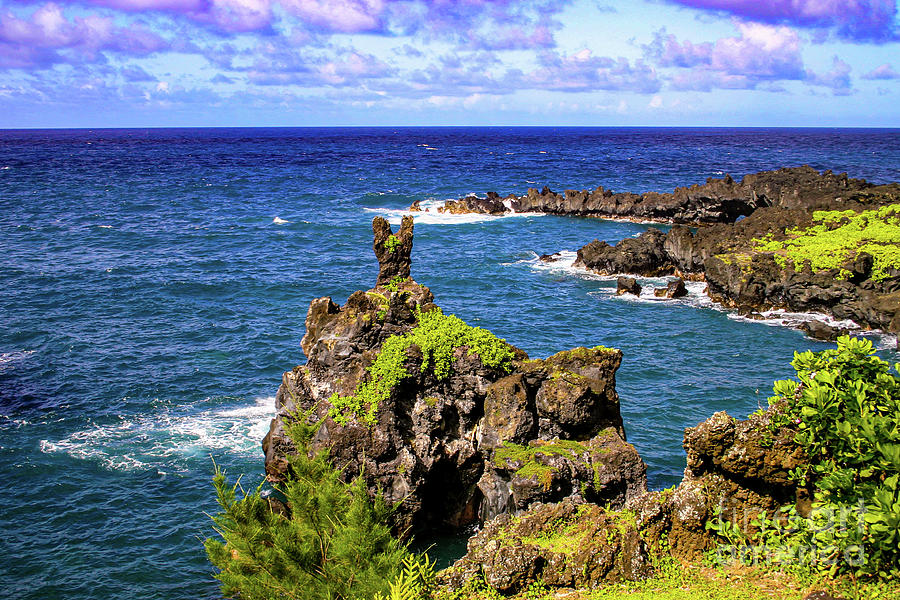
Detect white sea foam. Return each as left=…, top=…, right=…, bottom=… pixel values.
left=522, top=251, right=899, bottom=346
left=365, top=202, right=544, bottom=226
left=0, top=350, right=35, bottom=372
left=39, top=396, right=275, bottom=472
left=97, top=225, right=113, bottom=229
left=515, top=250, right=608, bottom=281
left=272, top=216, right=290, bottom=225
left=590, top=276, right=715, bottom=310
left=727, top=308, right=857, bottom=330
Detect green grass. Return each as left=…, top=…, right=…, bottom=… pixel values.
left=436, top=561, right=900, bottom=600
left=752, top=204, right=900, bottom=280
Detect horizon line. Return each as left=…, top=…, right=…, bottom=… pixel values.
left=3, top=124, right=900, bottom=131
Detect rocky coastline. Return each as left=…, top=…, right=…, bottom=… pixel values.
left=261, top=216, right=824, bottom=595
left=413, top=166, right=900, bottom=342
left=410, top=165, right=899, bottom=225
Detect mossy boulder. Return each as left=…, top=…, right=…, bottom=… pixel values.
left=440, top=498, right=653, bottom=594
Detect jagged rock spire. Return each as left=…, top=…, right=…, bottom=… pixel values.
left=372, top=215, right=413, bottom=286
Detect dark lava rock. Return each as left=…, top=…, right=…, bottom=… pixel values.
left=539, top=252, right=562, bottom=262
left=263, top=219, right=646, bottom=535
left=800, top=320, right=850, bottom=341
left=659, top=278, right=687, bottom=299
left=373, top=215, right=414, bottom=286
left=441, top=405, right=808, bottom=594
left=576, top=228, right=672, bottom=276
left=441, top=498, right=653, bottom=595
left=415, top=166, right=898, bottom=225
left=616, top=276, right=642, bottom=296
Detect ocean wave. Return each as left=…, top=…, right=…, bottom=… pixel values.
left=0, top=350, right=35, bottom=372
left=39, top=396, right=274, bottom=472
left=364, top=204, right=545, bottom=226
left=513, top=250, right=609, bottom=281
left=522, top=256, right=900, bottom=346
left=591, top=276, right=715, bottom=310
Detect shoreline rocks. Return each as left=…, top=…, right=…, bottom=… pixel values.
left=441, top=405, right=807, bottom=594
left=410, top=166, right=899, bottom=225
left=572, top=205, right=899, bottom=341
left=409, top=165, right=899, bottom=341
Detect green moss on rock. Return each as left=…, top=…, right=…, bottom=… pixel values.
left=328, top=307, right=515, bottom=426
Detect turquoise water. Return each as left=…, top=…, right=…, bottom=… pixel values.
left=1, top=127, right=898, bottom=599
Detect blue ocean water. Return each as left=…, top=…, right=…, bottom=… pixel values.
left=1, top=127, right=898, bottom=600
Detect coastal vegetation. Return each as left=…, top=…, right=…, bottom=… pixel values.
left=205, top=409, right=433, bottom=600
left=328, top=306, right=515, bottom=425
left=752, top=204, right=900, bottom=280
left=758, top=336, right=898, bottom=578
left=211, top=326, right=900, bottom=600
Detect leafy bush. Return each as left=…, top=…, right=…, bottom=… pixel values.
left=329, top=307, right=515, bottom=425
left=764, top=336, right=900, bottom=578
left=205, top=410, right=415, bottom=600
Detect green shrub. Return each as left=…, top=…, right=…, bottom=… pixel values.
left=753, top=204, right=900, bottom=280
left=329, top=307, right=515, bottom=425
left=707, top=337, right=900, bottom=579
left=205, top=410, right=414, bottom=600
left=385, top=234, right=401, bottom=253
left=767, top=336, right=900, bottom=578
left=371, top=554, right=436, bottom=600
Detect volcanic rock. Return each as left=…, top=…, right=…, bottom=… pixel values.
left=576, top=228, right=672, bottom=276
left=442, top=405, right=808, bottom=593
left=263, top=218, right=646, bottom=535
left=654, top=278, right=687, bottom=299
left=800, top=320, right=850, bottom=341
left=616, top=276, right=642, bottom=296
left=413, top=166, right=899, bottom=225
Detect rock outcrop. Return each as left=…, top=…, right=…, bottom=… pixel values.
left=263, top=217, right=646, bottom=535
left=572, top=204, right=900, bottom=337
left=410, top=166, right=900, bottom=225
left=441, top=405, right=807, bottom=594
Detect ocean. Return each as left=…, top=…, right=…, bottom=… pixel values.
left=1, top=127, right=898, bottom=599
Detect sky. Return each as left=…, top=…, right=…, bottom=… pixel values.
left=0, top=0, right=898, bottom=127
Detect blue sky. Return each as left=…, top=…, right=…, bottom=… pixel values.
left=1, top=0, right=898, bottom=127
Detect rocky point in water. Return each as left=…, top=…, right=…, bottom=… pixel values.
left=410, top=165, right=900, bottom=225
left=263, top=216, right=646, bottom=536
left=531, top=167, right=899, bottom=343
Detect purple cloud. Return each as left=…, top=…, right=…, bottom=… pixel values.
left=41, top=0, right=569, bottom=45
left=665, top=0, right=898, bottom=42
left=284, top=0, right=385, bottom=33
left=529, top=49, right=661, bottom=93
left=862, top=63, right=900, bottom=79
left=0, top=3, right=167, bottom=68
left=121, top=64, right=155, bottom=80
left=246, top=46, right=394, bottom=86
left=646, top=23, right=807, bottom=90
left=805, top=55, right=853, bottom=93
